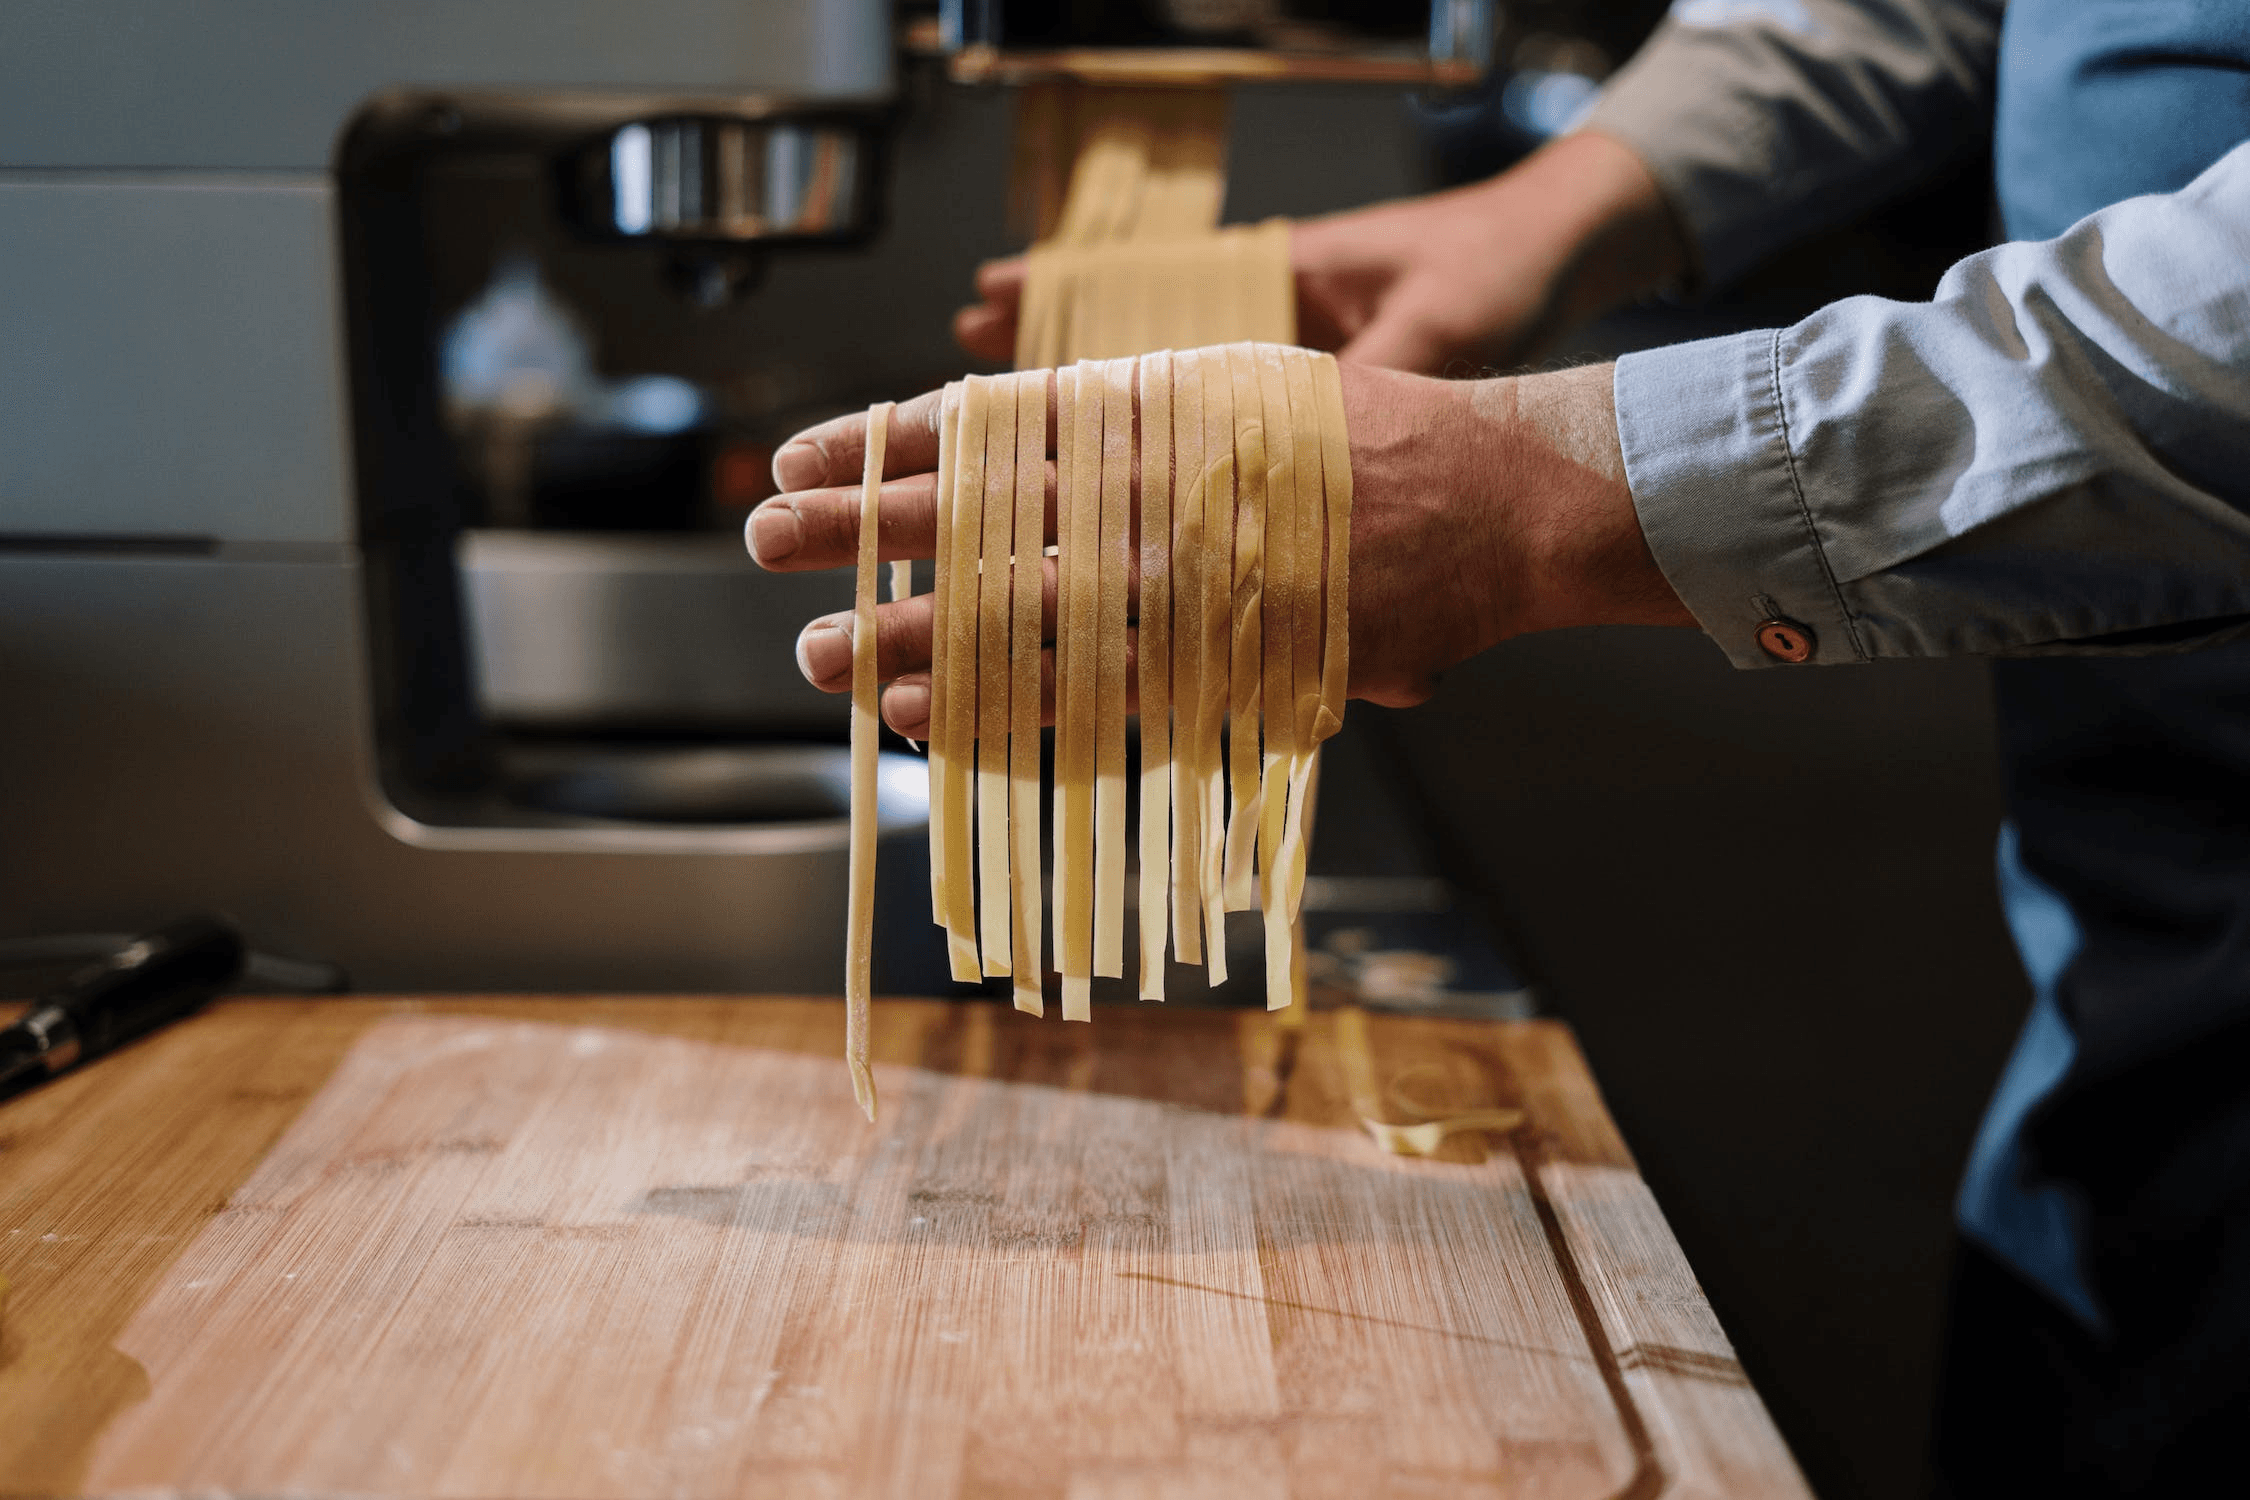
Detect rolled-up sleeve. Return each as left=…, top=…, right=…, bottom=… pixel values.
left=1582, top=0, right=2005, bottom=289
left=1618, top=142, right=2250, bottom=669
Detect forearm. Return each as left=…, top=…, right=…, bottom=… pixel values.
left=1584, top=0, right=2005, bottom=289
left=1618, top=142, right=2250, bottom=668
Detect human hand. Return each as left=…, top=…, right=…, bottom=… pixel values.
left=746, top=356, right=1691, bottom=739
left=952, top=131, right=1686, bottom=375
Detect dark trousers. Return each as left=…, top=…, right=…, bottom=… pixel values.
left=1929, top=1236, right=2250, bottom=1497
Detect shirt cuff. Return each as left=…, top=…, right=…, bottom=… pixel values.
left=1615, top=331, right=1867, bottom=669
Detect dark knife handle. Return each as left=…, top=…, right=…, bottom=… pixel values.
left=4, top=917, right=247, bottom=1094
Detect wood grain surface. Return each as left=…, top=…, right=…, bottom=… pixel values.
left=0, top=997, right=1809, bottom=1499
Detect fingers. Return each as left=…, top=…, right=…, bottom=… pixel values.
left=748, top=461, right=1066, bottom=573
left=796, top=554, right=1143, bottom=694
left=748, top=472, right=937, bottom=570
left=771, top=385, right=950, bottom=494
left=878, top=633, right=1143, bottom=740
left=771, top=365, right=1063, bottom=495
left=797, top=593, right=939, bottom=691
left=955, top=257, right=1027, bottom=363
left=795, top=558, right=1061, bottom=691
left=954, top=302, right=1017, bottom=364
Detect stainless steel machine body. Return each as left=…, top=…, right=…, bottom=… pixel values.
left=0, top=3, right=912, bottom=990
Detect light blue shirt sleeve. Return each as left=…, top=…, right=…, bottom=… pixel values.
left=1616, top=142, right=2250, bottom=669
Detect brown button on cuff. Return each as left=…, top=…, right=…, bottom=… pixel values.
left=1755, top=617, right=1816, bottom=663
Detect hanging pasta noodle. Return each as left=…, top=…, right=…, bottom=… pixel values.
left=1254, top=343, right=1299, bottom=1011
left=1008, top=370, right=1047, bottom=1015
left=1194, top=348, right=1236, bottom=982
left=1136, top=350, right=1174, bottom=1000
left=927, top=383, right=961, bottom=928
left=1093, top=356, right=1134, bottom=979
left=1166, top=346, right=1207, bottom=970
left=843, top=402, right=892, bottom=1122
left=1220, top=341, right=1265, bottom=914
left=977, top=375, right=1018, bottom=977
left=840, top=345, right=1349, bottom=1107
left=941, top=379, right=989, bottom=981
left=1055, top=362, right=1101, bottom=1021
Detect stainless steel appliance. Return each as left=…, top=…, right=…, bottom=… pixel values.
left=0, top=4, right=925, bottom=991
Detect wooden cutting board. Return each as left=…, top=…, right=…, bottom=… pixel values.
left=0, top=997, right=1809, bottom=1499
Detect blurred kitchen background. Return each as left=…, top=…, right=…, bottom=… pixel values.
left=1, top=4, right=2024, bottom=1497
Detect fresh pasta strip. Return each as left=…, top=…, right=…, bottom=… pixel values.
left=1221, top=342, right=1266, bottom=913
left=1166, top=347, right=1207, bottom=967
left=1050, top=365, right=1080, bottom=1010
left=1009, top=372, right=1048, bottom=1014
left=1094, top=356, right=1134, bottom=979
left=1057, top=362, right=1103, bottom=1021
left=1250, top=219, right=1295, bottom=344
left=1017, top=226, right=1297, bottom=366
left=844, top=401, right=892, bottom=1123
left=1253, top=343, right=1298, bottom=1010
left=1275, top=347, right=1332, bottom=926
left=942, top=378, right=990, bottom=981
left=1136, top=351, right=1174, bottom=1000
left=1310, top=350, right=1353, bottom=747
left=977, top=376, right=1018, bottom=976
left=927, top=383, right=962, bottom=926
left=1195, top=348, right=1236, bottom=981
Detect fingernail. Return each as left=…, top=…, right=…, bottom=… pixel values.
left=796, top=620, right=851, bottom=685
left=747, top=502, right=801, bottom=565
left=772, top=440, right=828, bottom=492
left=883, top=681, right=931, bottom=733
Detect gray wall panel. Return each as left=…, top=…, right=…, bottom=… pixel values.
left=0, top=0, right=890, bottom=169
left=0, top=176, right=350, bottom=542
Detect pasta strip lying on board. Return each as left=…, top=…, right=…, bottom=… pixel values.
left=844, top=401, right=892, bottom=1122
left=1009, top=370, right=1047, bottom=1013
left=1136, top=350, right=1173, bottom=999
